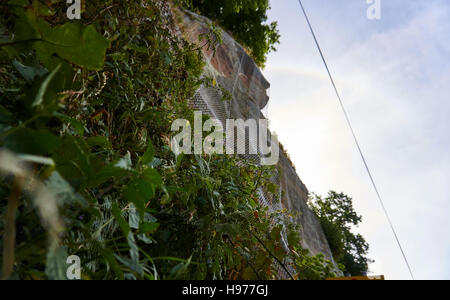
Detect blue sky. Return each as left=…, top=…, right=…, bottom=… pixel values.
left=263, top=0, right=450, bottom=280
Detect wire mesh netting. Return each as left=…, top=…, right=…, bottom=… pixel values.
left=176, top=8, right=340, bottom=277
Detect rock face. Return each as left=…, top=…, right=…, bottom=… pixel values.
left=277, top=147, right=334, bottom=259
left=174, top=8, right=335, bottom=265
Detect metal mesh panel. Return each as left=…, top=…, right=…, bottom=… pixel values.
left=185, top=27, right=292, bottom=279
left=177, top=8, right=341, bottom=277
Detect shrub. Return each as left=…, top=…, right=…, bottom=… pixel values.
left=0, top=0, right=332, bottom=280
left=309, top=191, right=373, bottom=276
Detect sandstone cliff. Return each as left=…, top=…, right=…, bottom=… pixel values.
left=174, top=8, right=336, bottom=266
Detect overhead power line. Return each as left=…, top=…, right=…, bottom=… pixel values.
left=296, top=0, right=415, bottom=280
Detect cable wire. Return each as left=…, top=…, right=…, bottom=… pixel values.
left=297, top=0, right=415, bottom=280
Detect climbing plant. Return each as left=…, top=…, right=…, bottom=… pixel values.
left=0, top=0, right=334, bottom=280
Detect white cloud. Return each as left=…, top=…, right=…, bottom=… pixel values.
left=265, top=0, right=450, bottom=279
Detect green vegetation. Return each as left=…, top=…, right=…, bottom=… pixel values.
left=0, top=0, right=335, bottom=280
left=309, top=191, right=373, bottom=276
left=185, top=0, right=280, bottom=67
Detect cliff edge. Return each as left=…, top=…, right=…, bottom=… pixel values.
left=174, top=8, right=335, bottom=266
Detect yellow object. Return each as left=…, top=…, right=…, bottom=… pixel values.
left=327, top=275, right=385, bottom=281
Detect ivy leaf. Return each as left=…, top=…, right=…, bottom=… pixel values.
left=34, top=23, right=110, bottom=70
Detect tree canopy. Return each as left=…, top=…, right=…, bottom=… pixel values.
left=309, top=191, right=373, bottom=276
left=186, top=0, right=280, bottom=67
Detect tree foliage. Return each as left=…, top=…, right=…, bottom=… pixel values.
left=185, top=0, right=280, bottom=67
left=0, top=0, right=334, bottom=280
left=309, top=191, right=373, bottom=276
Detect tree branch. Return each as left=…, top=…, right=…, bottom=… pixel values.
left=249, top=230, right=296, bottom=280
left=0, top=39, right=42, bottom=48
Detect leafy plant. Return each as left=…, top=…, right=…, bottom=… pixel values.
left=0, top=0, right=334, bottom=280
left=309, top=191, right=373, bottom=276
left=184, top=0, right=280, bottom=67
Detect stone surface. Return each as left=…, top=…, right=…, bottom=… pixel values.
left=173, top=7, right=336, bottom=266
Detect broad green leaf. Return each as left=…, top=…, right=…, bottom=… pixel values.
left=142, top=168, right=162, bottom=186
left=139, top=140, right=154, bottom=165
left=123, top=178, right=155, bottom=216
left=34, top=23, right=110, bottom=70
left=12, top=7, right=44, bottom=46
left=2, top=128, right=61, bottom=155
left=215, top=223, right=238, bottom=236
left=53, top=136, right=93, bottom=187
left=139, top=222, right=159, bottom=234
left=86, top=163, right=127, bottom=188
